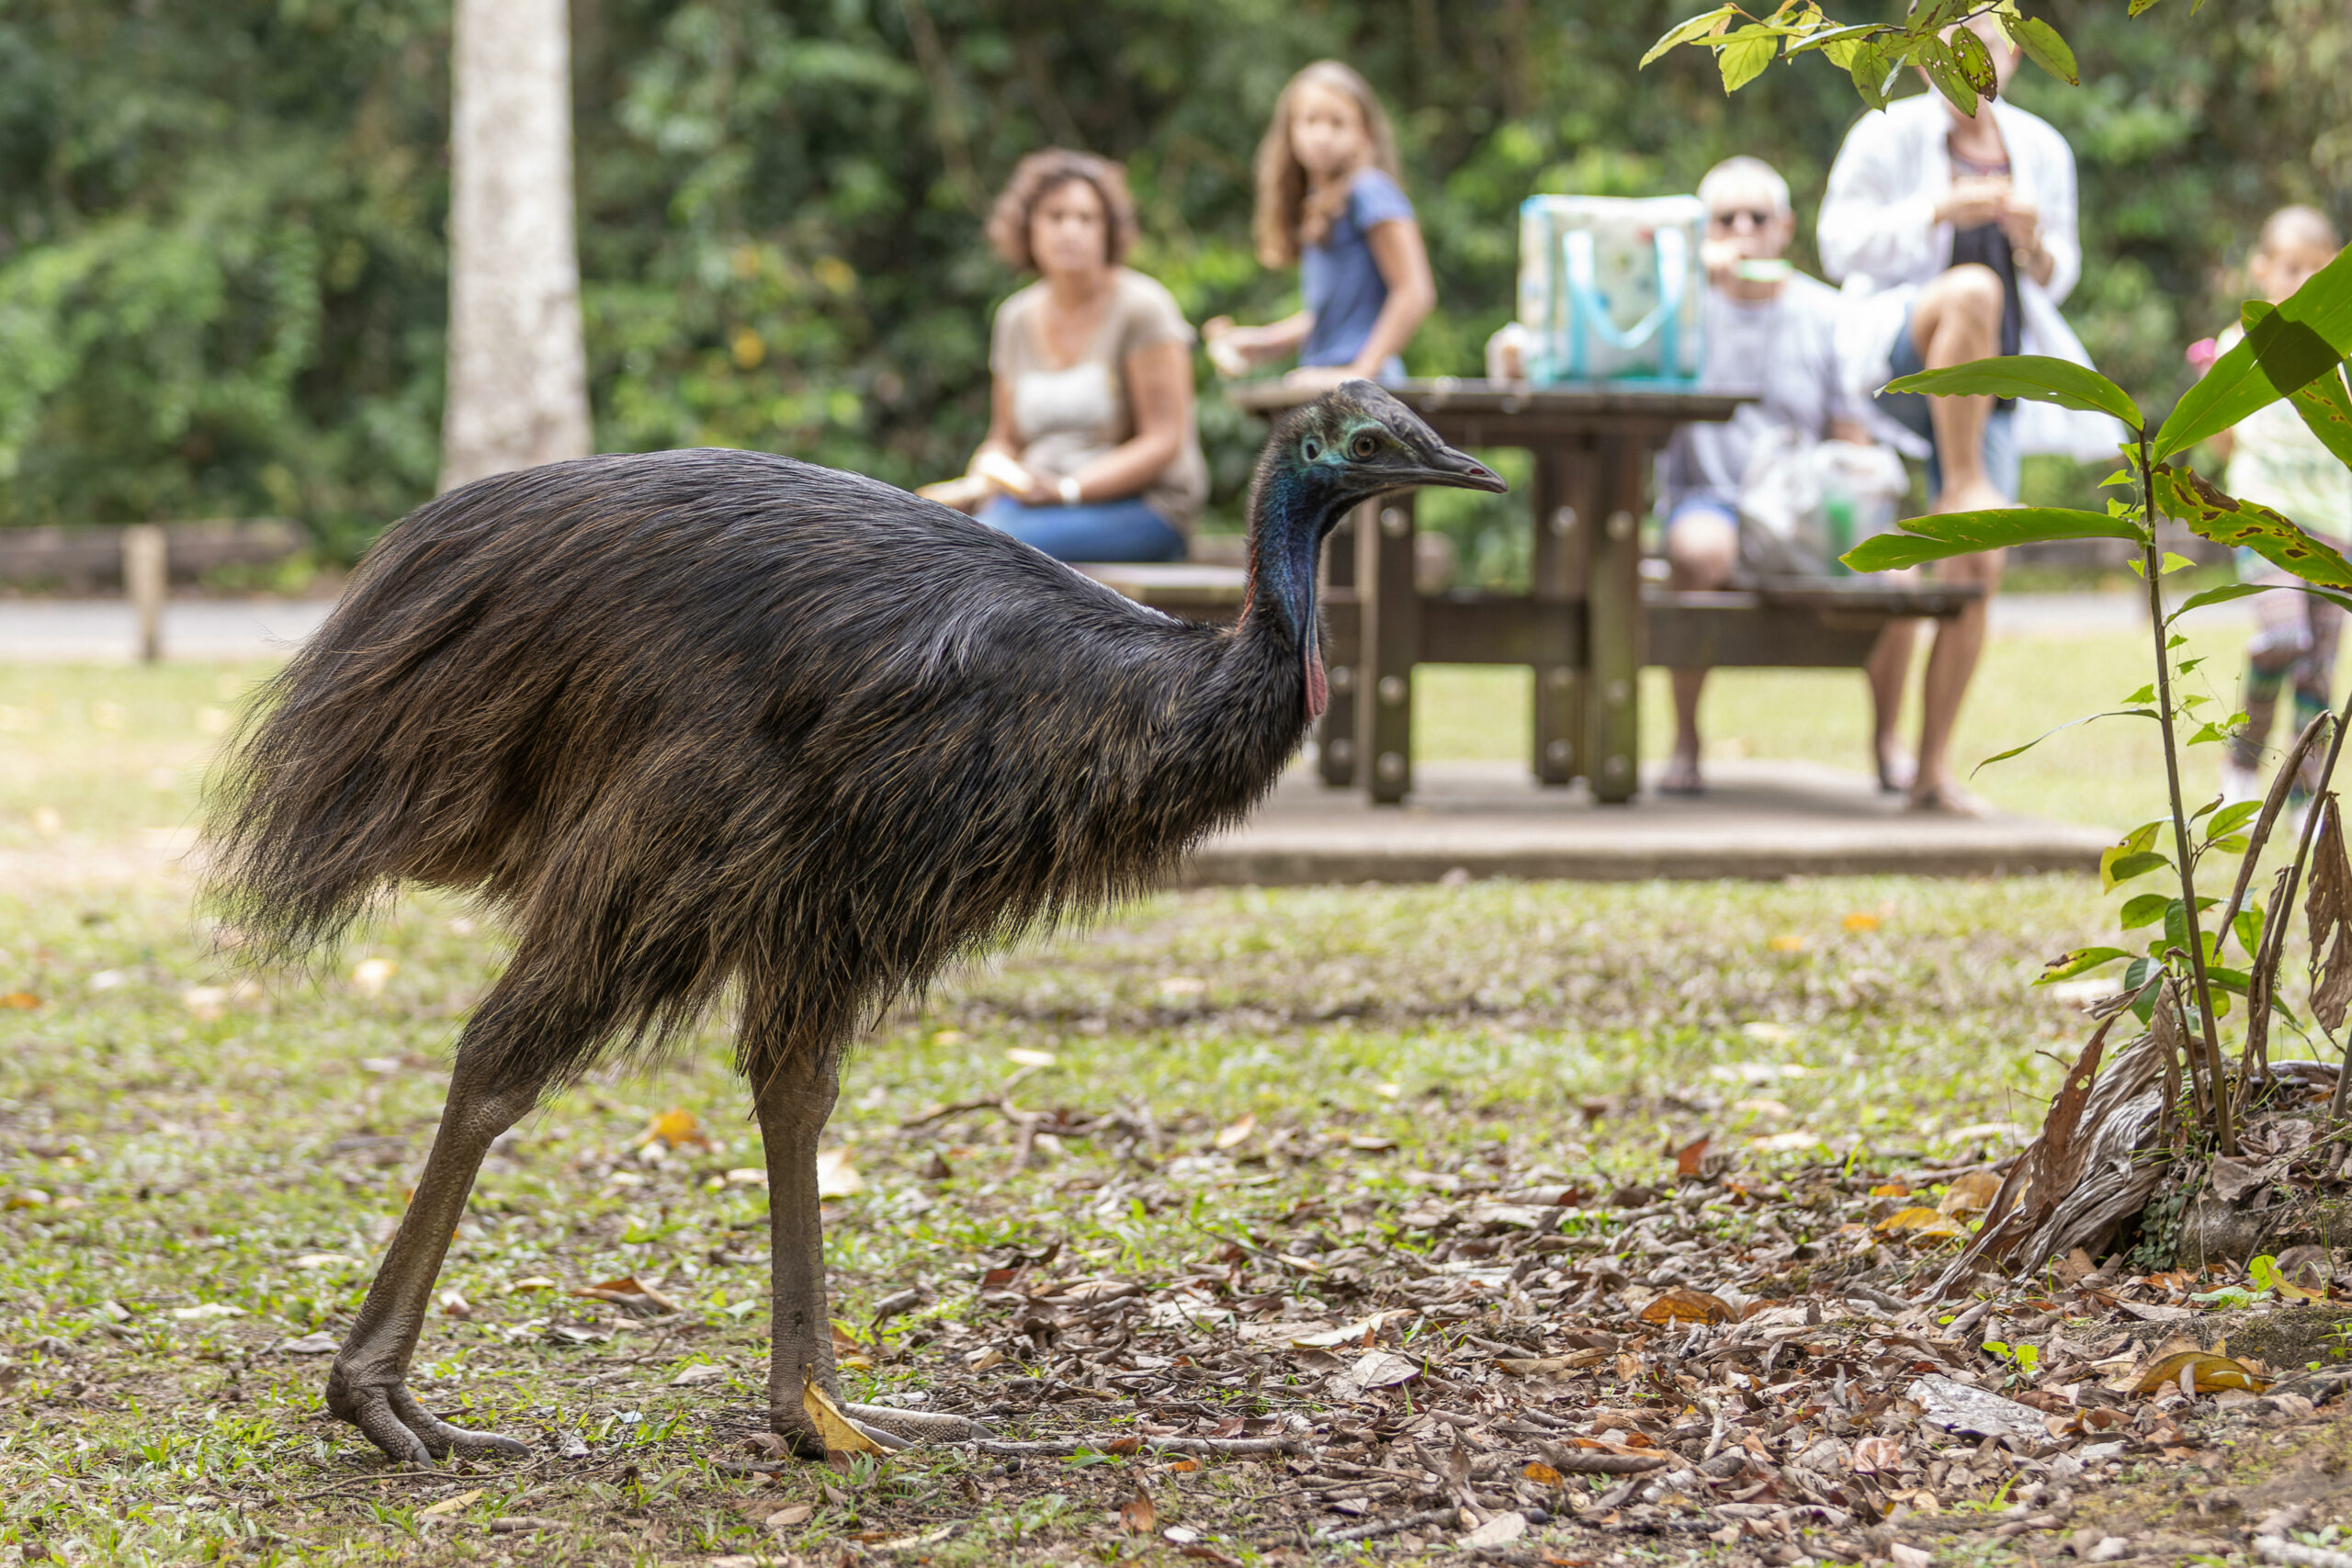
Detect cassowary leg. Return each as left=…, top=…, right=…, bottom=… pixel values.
left=754, top=1041, right=852, bottom=1458
left=327, top=1055, right=543, bottom=1464
left=752, top=1044, right=990, bottom=1454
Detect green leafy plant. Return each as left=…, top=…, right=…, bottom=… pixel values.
left=1835, top=244, right=2352, bottom=1149
left=1981, top=1337, right=2041, bottom=1384
left=1644, top=0, right=2084, bottom=104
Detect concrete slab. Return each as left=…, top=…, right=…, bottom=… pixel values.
left=1181, top=758, right=2109, bottom=885
left=0, top=599, right=332, bottom=662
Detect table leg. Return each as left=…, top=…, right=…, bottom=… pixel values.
left=1583, top=434, right=1646, bottom=804
left=1358, top=492, right=1419, bottom=805
left=1529, top=442, right=1590, bottom=787
left=1316, top=506, right=1363, bottom=787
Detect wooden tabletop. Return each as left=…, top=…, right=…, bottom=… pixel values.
left=1225, top=377, right=1747, bottom=423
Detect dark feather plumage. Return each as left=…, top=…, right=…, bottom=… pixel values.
left=205, top=382, right=1497, bottom=1089
left=198, top=381, right=1502, bottom=1462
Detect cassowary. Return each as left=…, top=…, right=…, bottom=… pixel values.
left=203, top=382, right=1503, bottom=1462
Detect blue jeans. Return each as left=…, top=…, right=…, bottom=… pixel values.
left=976, top=497, right=1187, bottom=562
left=1878, top=310, right=2023, bottom=501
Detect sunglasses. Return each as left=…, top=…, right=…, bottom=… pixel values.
left=1709, top=207, right=1779, bottom=228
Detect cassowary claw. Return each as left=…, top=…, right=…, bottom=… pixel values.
left=330, top=1371, right=530, bottom=1465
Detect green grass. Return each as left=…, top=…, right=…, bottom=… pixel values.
left=0, top=639, right=2331, bottom=1562
left=0, top=619, right=2280, bottom=857
left=1415, top=613, right=2286, bottom=831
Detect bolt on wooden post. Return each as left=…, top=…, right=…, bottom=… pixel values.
left=123, top=525, right=167, bottom=663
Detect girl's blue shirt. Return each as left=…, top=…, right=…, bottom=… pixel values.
left=1298, top=167, right=1414, bottom=369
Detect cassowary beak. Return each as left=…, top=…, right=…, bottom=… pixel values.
left=1399, top=445, right=1508, bottom=494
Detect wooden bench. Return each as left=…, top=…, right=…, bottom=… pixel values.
left=1076, top=561, right=1981, bottom=776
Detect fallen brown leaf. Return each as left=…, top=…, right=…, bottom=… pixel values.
left=1850, top=1435, right=1903, bottom=1472
left=1938, top=1171, right=2002, bottom=1215
left=1118, top=1490, right=1157, bottom=1534
left=2132, top=1349, right=2268, bottom=1395
left=800, top=1370, right=888, bottom=1458
left=640, top=1107, right=708, bottom=1150
left=1874, top=1206, right=1963, bottom=1240
left=1638, top=1288, right=1735, bottom=1325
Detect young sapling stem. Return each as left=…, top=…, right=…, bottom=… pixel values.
left=2140, top=429, right=2234, bottom=1154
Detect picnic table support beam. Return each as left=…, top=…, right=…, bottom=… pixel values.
left=1359, top=493, right=1418, bottom=806
left=1316, top=507, right=1363, bottom=787
left=1529, top=443, right=1587, bottom=787
left=1583, top=437, right=1645, bottom=804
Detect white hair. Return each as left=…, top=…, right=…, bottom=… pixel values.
left=1698, top=155, right=1792, bottom=217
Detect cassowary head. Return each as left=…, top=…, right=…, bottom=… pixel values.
left=1250, top=382, right=1506, bottom=720
left=1262, top=381, right=1507, bottom=521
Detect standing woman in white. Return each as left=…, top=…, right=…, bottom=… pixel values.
left=1818, top=14, right=2119, bottom=813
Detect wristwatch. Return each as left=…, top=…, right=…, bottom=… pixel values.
left=1057, top=475, right=1082, bottom=505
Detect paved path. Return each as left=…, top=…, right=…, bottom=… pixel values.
left=0, top=599, right=333, bottom=661
left=0, top=595, right=2161, bottom=885
left=1182, top=758, right=2107, bottom=885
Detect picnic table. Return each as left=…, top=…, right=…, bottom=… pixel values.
left=1090, top=378, right=1980, bottom=806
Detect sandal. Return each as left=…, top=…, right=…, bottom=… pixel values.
left=1877, top=745, right=1917, bottom=795
left=1908, top=782, right=1991, bottom=818
left=1657, top=758, right=1706, bottom=797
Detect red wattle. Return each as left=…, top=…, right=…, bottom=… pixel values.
left=1305, top=641, right=1328, bottom=721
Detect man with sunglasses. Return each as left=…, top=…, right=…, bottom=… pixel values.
left=1818, top=14, right=2119, bottom=814
left=1657, top=156, right=1912, bottom=798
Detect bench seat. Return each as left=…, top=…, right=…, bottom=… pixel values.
left=1074, top=562, right=1980, bottom=674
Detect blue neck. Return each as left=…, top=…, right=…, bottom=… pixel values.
left=1248, top=468, right=1339, bottom=649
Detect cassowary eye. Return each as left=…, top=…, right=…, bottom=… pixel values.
left=1351, top=433, right=1378, bottom=459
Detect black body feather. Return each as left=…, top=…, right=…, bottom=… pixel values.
left=203, top=385, right=1500, bottom=1092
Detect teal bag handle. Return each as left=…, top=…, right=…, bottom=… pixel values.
left=1562, top=223, right=1690, bottom=378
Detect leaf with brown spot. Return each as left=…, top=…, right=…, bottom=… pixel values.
left=1118, top=1489, right=1157, bottom=1534
left=2156, top=464, right=2352, bottom=588
left=1637, top=1288, right=1735, bottom=1325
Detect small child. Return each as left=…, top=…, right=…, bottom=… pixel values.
left=1204, top=61, right=1433, bottom=388
left=2192, top=206, right=2352, bottom=803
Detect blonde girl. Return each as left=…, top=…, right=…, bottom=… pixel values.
left=1204, top=62, right=1433, bottom=389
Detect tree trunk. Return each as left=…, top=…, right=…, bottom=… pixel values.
left=439, top=0, right=591, bottom=493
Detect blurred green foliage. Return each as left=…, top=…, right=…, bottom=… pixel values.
left=0, top=0, right=2346, bottom=570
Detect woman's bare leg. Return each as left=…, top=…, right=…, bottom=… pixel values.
left=1909, top=265, right=2009, bottom=514
left=1662, top=508, right=1738, bottom=794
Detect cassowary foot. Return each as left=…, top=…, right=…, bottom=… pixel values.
left=841, top=1404, right=997, bottom=1443
left=328, top=1362, right=530, bottom=1465
left=763, top=1401, right=989, bottom=1459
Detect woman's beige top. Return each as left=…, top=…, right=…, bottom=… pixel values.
left=989, top=268, right=1209, bottom=532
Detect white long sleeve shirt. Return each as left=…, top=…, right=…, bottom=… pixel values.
left=1818, top=91, right=2121, bottom=462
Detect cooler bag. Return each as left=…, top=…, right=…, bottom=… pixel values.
left=1517, top=195, right=1706, bottom=385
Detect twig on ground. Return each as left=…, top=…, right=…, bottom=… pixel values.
left=1541, top=1446, right=1669, bottom=1475
left=1315, top=1506, right=1460, bottom=1544
left=2256, top=1538, right=2352, bottom=1568
left=965, top=1434, right=1302, bottom=1458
